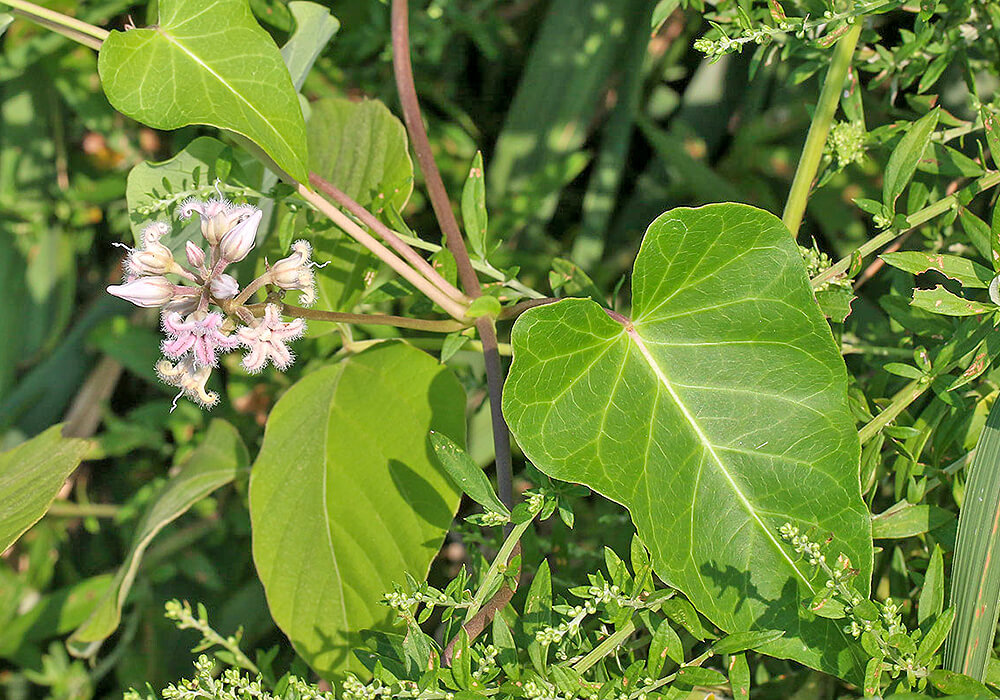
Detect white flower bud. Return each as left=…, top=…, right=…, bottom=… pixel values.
left=210, top=273, right=239, bottom=299
left=219, top=209, right=262, bottom=263
left=128, top=239, right=177, bottom=276
left=186, top=241, right=206, bottom=269
left=107, top=276, right=176, bottom=308
left=268, top=240, right=316, bottom=304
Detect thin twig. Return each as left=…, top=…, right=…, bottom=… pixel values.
left=309, top=172, right=469, bottom=304
left=296, top=183, right=469, bottom=321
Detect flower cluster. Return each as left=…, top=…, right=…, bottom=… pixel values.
left=107, top=197, right=317, bottom=409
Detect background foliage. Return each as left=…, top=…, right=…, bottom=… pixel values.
left=3, top=0, right=1000, bottom=699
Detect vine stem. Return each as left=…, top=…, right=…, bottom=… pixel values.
left=296, top=183, right=469, bottom=321
left=391, top=0, right=513, bottom=511
left=811, top=171, right=1000, bottom=288
left=308, top=172, right=470, bottom=305
left=244, top=303, right=466, bottom=333
left=781, top=21, right=862, bottom=237
left=1, top=0, right=108, bottom=50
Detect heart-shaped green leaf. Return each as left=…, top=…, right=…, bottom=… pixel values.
left=250, top=342, right=464, bottom=679
left=503, top=203, right=872, bottom=680
left=98, top=0, right=308, bottom=182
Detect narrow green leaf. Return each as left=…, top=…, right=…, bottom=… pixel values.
left=729, top=653, right=750, bottom=700
left=524, top=559, right=552, bottom=635
left=881, top=252, right=994, bottom=289
left=281, top=2, right=340, bottom=92
left=250, top=342, right=465, bottom=679
left=647, top=619, right=683, bottom=677
left=917, top=608, right=955, bottom=666
left=0, top=425, right=89, bottom=553
left=945, top=400, right=1000, bottom=680
left=69, top=419, right=247, bottom=655
left=918, top=544, right=945, bottom=625
left=712, top=630, right=785, bottom=655
left=429, top=432, right=508, bottom=517
left=440, top=332, right=469, bottom=364
left=911, top=286, right=994, bottom=316
left=98, top=0, right=308, bottom=181
left=863, top=657, right=883, bottom=696
left=674, top=666, right=727, bottom=690
left=462, top=152, right=489, bottom=259
left=451, top=629, right=472, bottom=690
left=503, top=204, right=871, bottom=680
left=992, top=202, right=1000, bottom=273
left=928, top=669, right=993, bottom=696
left=492, top=614, right=519, bottom=680
left=982, top=107, right=1000, bottom=170
left=883, top=109, right=939, bottom=212
left=871, top=503, right=953, bottom=539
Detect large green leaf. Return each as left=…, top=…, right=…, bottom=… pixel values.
left=68, top=419, right=247, bottom=656
left=308, top=97, right=413, bottom=214
left=98, top=0, right=308, bottom=182
left=502, top=204, right=872, bottom=679
left=126, top=136, right=262, bottom=254
left=250, top=342, right=465, bottom=679
left=0, top=425, right=90, bottom=553
left=303, top=97, right=413, bottom=315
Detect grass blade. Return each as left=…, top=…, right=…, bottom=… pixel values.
left=944, top=398, right=1000, bottom=680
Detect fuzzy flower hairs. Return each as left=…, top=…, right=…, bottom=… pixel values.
left=107, top=196, right=317, bottom=409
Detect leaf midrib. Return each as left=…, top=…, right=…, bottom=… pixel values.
left=154, top=26, right=298, bottom=163
left=625, top=325, right=816, bottom=593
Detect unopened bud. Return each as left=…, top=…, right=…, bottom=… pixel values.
left=141, top=221, right=170, bottom=247
left=219, top=209, right=262, bottom=263
left=268, top=239, right=315, bottom=304
left=107, top=276, right=175, bottom=308
left=186, top=241, right=206, bottom=269
left=210, top=273, right=239, bottom=299
left=128, top=239, right=177, bottom=276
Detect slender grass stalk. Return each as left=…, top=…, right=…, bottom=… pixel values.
left=782, top=21, right=862, bottom=237
left=944, top=400, right=1000, bottom=680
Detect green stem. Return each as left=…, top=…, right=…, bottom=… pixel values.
left=782, top=21, right=862, bottom=237
left=463, top=519, right=532, bottom=624
left=572, top=620, right=636, bottom=674
left=297, top=184, right=469, bottom=321
left=1, top=0, right=108, bottom=49
left=812, top=171, right=1000, bottom=288
left=858, top=378, right=929, bottom=444
left=249, top=303, right=467, bottom=333
left=46, top=501, right=120, bottom=518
